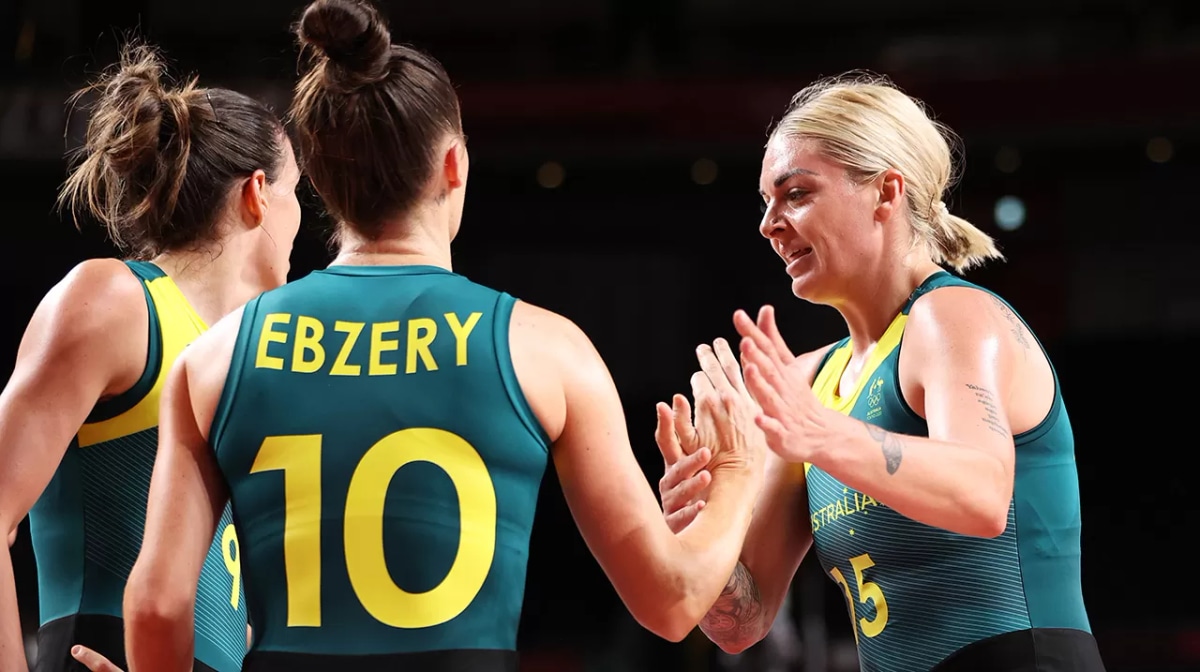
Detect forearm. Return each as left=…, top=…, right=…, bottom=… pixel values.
left=0, top=547, right=29, bottom=672
left=699, top=562, right=769, bottom=653
left=669, top=471, right=759, bottom=623
left=817, top=412, right=1010, bottom=537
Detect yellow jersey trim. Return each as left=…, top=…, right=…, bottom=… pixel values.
left=804, top=313, right=909, bottom=476
left=77, top=275, right=208, bottom=447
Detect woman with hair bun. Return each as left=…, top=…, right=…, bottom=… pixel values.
left=0, top=42, right=301, bottom=672
left=659, top=75, right=1106, bottom=671
left=115, top=1, right=764, bottom=671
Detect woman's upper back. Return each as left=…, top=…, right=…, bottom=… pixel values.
left=206, top=266, right=550, bottom=656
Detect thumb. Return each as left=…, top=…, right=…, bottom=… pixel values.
left=71, top=645, right=125, bottom=672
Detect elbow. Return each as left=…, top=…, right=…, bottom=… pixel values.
left=715, top=638, right=759, bottom=655
left=123, top=566, right=192, bottom=635
left=655, top=618, right=697, bottom=644
left=974, top=503, right=1010, bottom=539
left=961, top=478, right=1012, bottom=539
left=631, top=600, right=701, bottom=643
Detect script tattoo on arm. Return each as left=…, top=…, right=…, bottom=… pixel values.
left=990, top=296, right=1031, bottom=355
left=864, top=423, right=903, bottom=475
left=700, top=562, right=766, bottom=647
left=966, top=383, right=1010, bottom=438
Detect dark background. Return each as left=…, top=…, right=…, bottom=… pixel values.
left=1, top=0, right=1196, bottom=670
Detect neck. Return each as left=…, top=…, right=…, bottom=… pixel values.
left=331, top=209, right=454, bottom=271
left=152, top=243, right=278, bottom=326
left=833, top=253, right=943, bottom=353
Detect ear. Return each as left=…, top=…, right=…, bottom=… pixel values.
left=442, top=138, right=468, bottom=191
left=874, top=168, right=905, bottom=224
left=240, top=169, right=269, bottom=228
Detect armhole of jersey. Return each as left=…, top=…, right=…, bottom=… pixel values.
left=493, top=294, right=552, bottom=452
left=813, top=338, right=847, bottom=377
left=208, top=297, right=261, bottom=457
left=896, top=281, right=1065, bottom=442
left=806, top=338, right=848, bottom=478
left=85, top=261, right=163, bottom=423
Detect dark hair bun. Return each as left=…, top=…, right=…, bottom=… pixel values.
left=298, top=0, right=391, bottom=93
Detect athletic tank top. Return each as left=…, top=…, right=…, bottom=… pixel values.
left=209, top=265, right=550, bottom=671
left=28, top=261, right=248, bottom=672
left=805, top=271, right=1093, bottom=672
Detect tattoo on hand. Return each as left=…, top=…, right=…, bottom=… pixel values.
left=865, top=423, right=903, bottom=475
left=990, top=296, right=1031, bottom=354
left=966, top=383, right=1010, bottom=438
left=701, top=563, right=764, bottom=641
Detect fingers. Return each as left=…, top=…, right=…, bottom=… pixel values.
left=672, top=394, right=699, bottom=454
left=712, top=338, right=746, bottom=394
left=757, top=305, right=795, bottom=361
left=665, top=500, right=706, bottom=534
left=696, top=344, right=736, bottom=397
left=743, top=354, right=788, bottom=420
left=755, top=414, right=794, bottom=461
left=655, top=402, right=684, bottom=465
left=71, top=646, right=125, bottom=672
left=659, top=446, right=712, bottom=493
left=734, top=309, right=784, bottom=369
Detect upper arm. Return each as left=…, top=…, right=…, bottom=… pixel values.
left=0, top=259, right=146, bottom=531
left=131, top=328, right=233, bottom=605
left=900, top=288, right=1025, bottom=477
left=508, top=302, right=678, bottom=614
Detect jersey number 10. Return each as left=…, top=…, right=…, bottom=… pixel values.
left=250, top=428, right=498, bottom=629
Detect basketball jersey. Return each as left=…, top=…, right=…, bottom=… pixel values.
left=209, top=265, right=550, bottom=671
left=805, top=271, right=1099, bottom=672
left=28, top=261, right=248, bottom=672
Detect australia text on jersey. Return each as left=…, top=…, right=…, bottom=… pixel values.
left=253, top=312, right=484, bottom=375
left=811, top=487, right=883, bottom=533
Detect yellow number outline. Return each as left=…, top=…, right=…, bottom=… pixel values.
left=249, top=428, right=498, bottom=629
left=830, top=552, right=889, bottom=641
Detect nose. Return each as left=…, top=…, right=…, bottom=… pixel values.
left=759, top=205, right=786, bottom=239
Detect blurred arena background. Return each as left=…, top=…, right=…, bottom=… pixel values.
left=1, top=0, right=1196, bottom=670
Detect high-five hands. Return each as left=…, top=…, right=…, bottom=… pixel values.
left=655, top=337, right=766, bottom=532
left=734, top=305, right=829, bottom=465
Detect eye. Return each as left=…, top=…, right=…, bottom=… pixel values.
left=760, top=200, right=769, bottom=214
left=787, top=188, right=808, bottom=202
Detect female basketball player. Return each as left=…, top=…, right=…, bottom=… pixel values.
left=112, top=1, right=763, bottom=670
left=0, top=43, right=301, bottom=672
left=657, top=75, right=1105, bottom=671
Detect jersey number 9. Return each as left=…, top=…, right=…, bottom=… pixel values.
left=250, top=428, right=497, bottom=629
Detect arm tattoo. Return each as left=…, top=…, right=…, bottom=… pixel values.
left=990, top=296, right=1031, bottom=354
left=700, top=562, right=765, bottom=645
left=966, top=383, right=1010, bottom=438
left=864, top=423, right=903, bottom=475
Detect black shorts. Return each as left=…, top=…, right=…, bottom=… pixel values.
left=34, top=614, right=217, bottom=672
left=933, top=628, right=1105, bottom=672
left=241, top=648, right=518, bottom=672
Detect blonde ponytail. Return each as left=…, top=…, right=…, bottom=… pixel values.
left=924, top=201, right=1003, bottom=273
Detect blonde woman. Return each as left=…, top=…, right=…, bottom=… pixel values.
left=658, top=74, right=1105, bottom=672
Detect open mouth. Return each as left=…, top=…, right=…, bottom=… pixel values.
left=785, top=247, right=813, bottom=261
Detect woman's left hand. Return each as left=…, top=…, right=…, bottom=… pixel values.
left=733, top=308, right=831, bottom=465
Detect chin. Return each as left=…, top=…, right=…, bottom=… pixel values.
left=789, top=272, right=830, bottom=305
